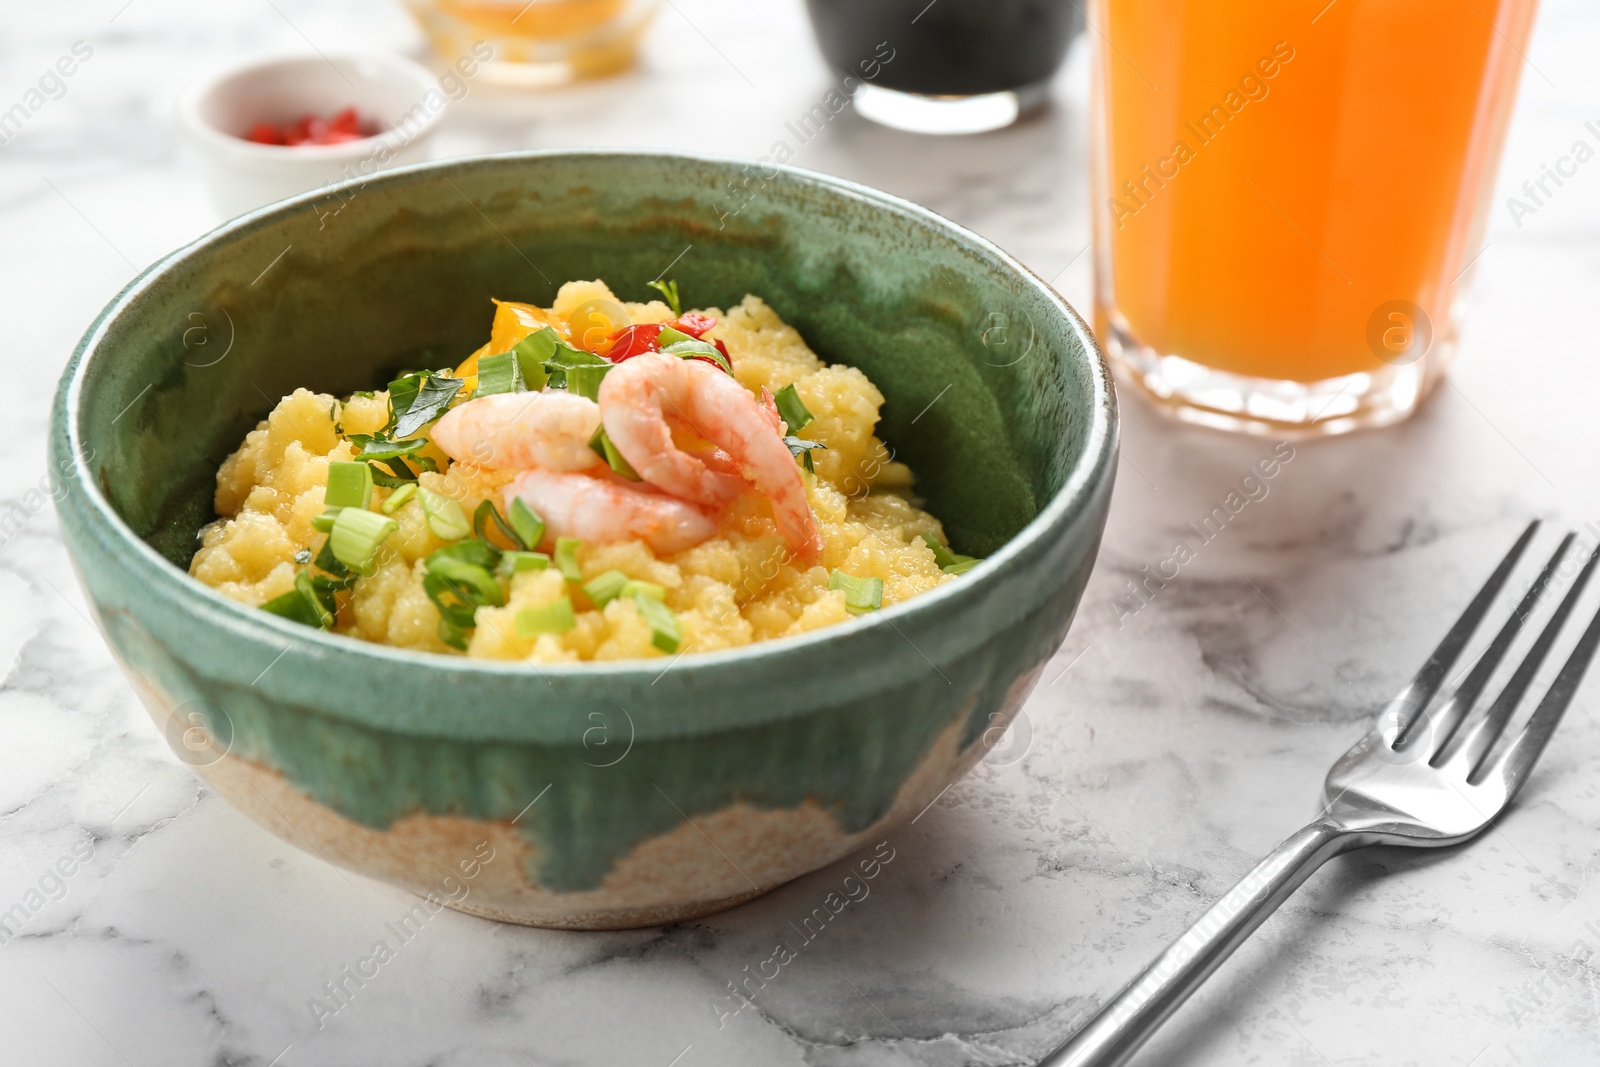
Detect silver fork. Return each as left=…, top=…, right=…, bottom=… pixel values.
left=1043, top=521, right=1600, bottom=1067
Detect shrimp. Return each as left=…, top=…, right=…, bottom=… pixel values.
left=432, top=392, right=601, bottom=472
left=505, top=468, right=718, bottom=556
left=599, top=353, right=822, bottom=559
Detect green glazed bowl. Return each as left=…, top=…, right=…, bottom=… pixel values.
left=50, top=151, right=1116, bottom=929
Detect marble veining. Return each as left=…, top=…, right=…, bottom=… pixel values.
left=4, top=0, right=1600, bottom=1064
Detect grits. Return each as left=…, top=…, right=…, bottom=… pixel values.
left=191, top=282, right=963, bottom=662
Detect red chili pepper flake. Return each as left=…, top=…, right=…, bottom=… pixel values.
left=243, top=107, right=378, bottom=147
left=672, top=312, right=717, bottom=337
left=245, top=122, right=283, bottom=145
left=605, top=323, right=665, bottom=361
left=603, top=317, right=732, bottom=373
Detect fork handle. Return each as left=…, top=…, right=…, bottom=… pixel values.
left=1040, top=821, right=1352, bottom=1067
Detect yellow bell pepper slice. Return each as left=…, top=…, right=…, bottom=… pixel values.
left=453, top=300, right=564, bottom=393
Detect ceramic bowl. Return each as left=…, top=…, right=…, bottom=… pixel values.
left=50, top=151, right=1117, bottom=929
left=178, top=52, right=445, bottom=218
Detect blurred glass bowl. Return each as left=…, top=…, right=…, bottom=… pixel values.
left=405, top=0, right=662, bottom=88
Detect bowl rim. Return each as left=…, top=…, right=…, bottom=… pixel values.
left=56, top=148, right=1118, bottom=684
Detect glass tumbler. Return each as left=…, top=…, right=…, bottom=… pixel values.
left=407, top=0, right=661, bottom=88
left=1091, top=0, right=1540, bottom=435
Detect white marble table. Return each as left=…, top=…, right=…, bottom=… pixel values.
left=4, top=1, right=1600, bottom=1064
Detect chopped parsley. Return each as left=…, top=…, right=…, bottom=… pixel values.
left=388, top=373, right=463, bottom=437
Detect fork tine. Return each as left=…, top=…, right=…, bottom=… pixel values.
left=1455, top=543, right=1600, bottom=773
left=1424, top=532, right=1575, bottom=760
left=1391, top=520, right=1540, bottom=746
left=1475, top=587, right=1600, bottom=792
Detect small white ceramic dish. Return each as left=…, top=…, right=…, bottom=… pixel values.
left=178, top=52, right=445, bottom=219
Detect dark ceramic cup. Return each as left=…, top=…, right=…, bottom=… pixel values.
left=805, top=0, right=1084, bottom=133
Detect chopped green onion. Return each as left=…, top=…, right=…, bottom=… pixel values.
left=772, top=384, right=814, bottom=434
left=554, top=536, right=583, bottom=582
left=423, top=573, right=478, bottom=630
left=474, top=499, right=526, bottom=549
left=419, top=487, right=471, bottom=541
left=382, top=483, right=417, bottom=514
left=499, top=551, right=550, bottom=577
left=517, top=598, right=576, bottom=636
left=919, top=532, right=980, bottom=575
left=429, top=538, right=500, bottom=570
left=389, top=374, right=463, bottom=437
left=588, top=424, right=642, bottom=481
left=475, top=351, right=525, bottom=396
left=312, top=536, right=348, bottom=579
left=647, top=278, right=682, bottom=316
left=660, top=338, right=714, bottom=356
left=919, top=532, right=958, bottom=568
left=261, top=569, right=334, bottom=629
left=311, top=509, right=341, bottom=533
left=297, top=568, right=335, bottom=628
left=566, top=362, right=612, bottom=402
left=509, top=329, right=557, bottom=391
left=633, top=593, right=681, bottom=653
left=509, top=497, right=546, bottom=550
left=582, top=569, right=630, bottom=608
left=309, top=571, right=353, bottom=601
left=828, top=570, right=884, bottom=615
left=425, top=555, right=504, bottom=607
left=474, top=332, right=560, bottom=398
left=655, top=324, right=695, bottom=347
left=437, top=618, right=471, bottom=651
left=325, top=461, right=374, bottom=510
left=661, top=338, right=733, bottom=374
left=422, top=575, right=476, bottom=627
left=622, top=579, right=666, bottom=602
left=552, top=341, right=610, bottom=365
left=422, top=541, right=506, bottom=644
left=329, top=507, right=398, bottom=576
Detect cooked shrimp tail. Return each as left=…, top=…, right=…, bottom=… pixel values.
left=505, top=468, right=717, bottom=556
left=595, top=353, right=746, bottom=507
left=432, top=392, right=602, bottom=472
left=599, top=353, right=822, bottom=559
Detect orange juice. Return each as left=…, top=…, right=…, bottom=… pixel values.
left=437, top=0, right=626, bottom=37
left=1092, top=0, right=1538, bottom=422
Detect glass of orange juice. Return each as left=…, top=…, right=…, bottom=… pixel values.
left=407, top=0, right=661, bottom=88
left=1091, top=0, right=1539, bottom=435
